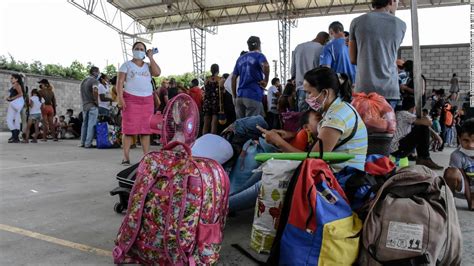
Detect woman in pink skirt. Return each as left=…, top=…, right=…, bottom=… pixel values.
left=116, top=42, right=161, bottom=165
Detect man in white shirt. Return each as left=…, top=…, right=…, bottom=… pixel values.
left=266, top=77, right=282, bottom=129
left=291, top=32, right=330, bottom=112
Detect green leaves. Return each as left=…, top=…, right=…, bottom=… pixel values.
left=0, top=55, right=118, bottom=81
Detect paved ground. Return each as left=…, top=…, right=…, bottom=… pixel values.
left=0, top=133, right=472, bottom=265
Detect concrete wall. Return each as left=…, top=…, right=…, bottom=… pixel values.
left=0, top=70, right=82, bottom=130
left=398, top=43, right=470, bottom=98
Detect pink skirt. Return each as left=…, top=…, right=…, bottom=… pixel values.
left=122, top=92, right=154, bottom=135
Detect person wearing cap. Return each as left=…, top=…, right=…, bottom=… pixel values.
left=349, top=0, right=406, bottom=109
left=231, top=36, right=270, bottom=119
left=38, top=78, right=58, bottom=141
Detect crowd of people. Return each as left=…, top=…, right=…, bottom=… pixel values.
left=4, top=0, right=472, bottom=211
left=4, top=75, right=82, bottom=143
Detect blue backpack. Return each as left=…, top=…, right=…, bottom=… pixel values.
left=96, top=122, right=112, bottom=149
left=229, top=139, right=264, bottom=194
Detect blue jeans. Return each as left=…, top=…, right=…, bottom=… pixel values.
left=234, top=115, right=268, bottom=141
left=444, top=127, right=454, bottom=146
left=296, top=89, right=309, bottom=112
left=229, top=171, right=262, bottom=212
left=81, top=107, right=98, bottom=147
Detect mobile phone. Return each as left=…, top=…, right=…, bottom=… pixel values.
left=152, top=48, right=159, bottom=54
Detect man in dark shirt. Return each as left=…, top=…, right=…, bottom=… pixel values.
left=158, top=79, right=169, bottom=111
left=79, top=66, right=100, bottom=148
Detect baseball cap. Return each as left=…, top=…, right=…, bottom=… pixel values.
left=247, top=36, right=261, bottom=46
left=38, top=78, right=49, bottom=85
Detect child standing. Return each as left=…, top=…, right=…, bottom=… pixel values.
left=23, top=89, right=43, bottom=143
left=430, top=112, right=442, bottom=151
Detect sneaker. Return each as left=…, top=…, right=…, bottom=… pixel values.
left=84, top=145, right=96, bottom=148
left=78, top=143, right=85, bottom=147
left=121, top=160, right=131, bottom=166
left=416, top=158, right=443, bottom=170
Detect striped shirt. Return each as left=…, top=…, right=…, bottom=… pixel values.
left=319, top=97, right=368, bottom=172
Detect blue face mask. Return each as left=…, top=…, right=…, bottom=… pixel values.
left=132, top=50, right=146, bottom=60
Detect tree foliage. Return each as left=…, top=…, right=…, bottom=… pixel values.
left=0, top=55, right=116, bottom=81
left=1, top=55, right=206, bottom=84
left=104, top=64, right=117, bottom=78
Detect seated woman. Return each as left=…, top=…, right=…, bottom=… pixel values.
left=229, top=67, right=368, bottom=213
left=228, top=109, right=322, bottom=213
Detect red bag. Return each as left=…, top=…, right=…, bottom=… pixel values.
left=351, top=92, right=396, bottom=133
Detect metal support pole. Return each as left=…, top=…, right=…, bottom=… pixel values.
left=272, top=60, right=278, bottom=78
left=410, top=0, right=423, bottom=118
left=190, top=27, right=207, bottom=85
left=120, top=34, right=135, bottom=62
left=278, top=8, right=291, bottom=83
left=470, top=2, right=474, bottom=107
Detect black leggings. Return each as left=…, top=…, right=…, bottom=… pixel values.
left=392, top=125, right=430, bottom=159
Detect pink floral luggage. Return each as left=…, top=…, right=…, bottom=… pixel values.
left=113, top=142, right=230, bottom=265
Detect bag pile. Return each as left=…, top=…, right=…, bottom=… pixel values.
left=352, top=92, right=396, bottom=134
left=250, top=160, right=301, bottom=253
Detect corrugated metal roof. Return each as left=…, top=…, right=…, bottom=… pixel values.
left=108, top=0, right=466, bottom=33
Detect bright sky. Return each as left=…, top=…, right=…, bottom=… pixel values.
left=0, top=1, right=470, bottom=77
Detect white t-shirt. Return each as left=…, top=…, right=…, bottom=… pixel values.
left=98, top=83, right=110, bottom=109
left=266, top=85, right=279, bottom=114
left=118, top=61, right=153, bottom=97
left=224, top=73, right=239, bottom=100
left=30, top=95, right=43, bottom=115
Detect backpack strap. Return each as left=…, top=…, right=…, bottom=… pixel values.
left=367, top=245, right=431, bottom=265
left=113, top=168, right=159, bottom=263
left=437, top=177, right=452, bottom=265
left=334, top=103, right=358, bottom=150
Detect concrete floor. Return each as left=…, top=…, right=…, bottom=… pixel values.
left=0, top=133, right=472, bottom=265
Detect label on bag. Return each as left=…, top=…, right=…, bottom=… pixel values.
left=386, top=221, right=423, bottom=252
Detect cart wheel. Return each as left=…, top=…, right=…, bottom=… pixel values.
left=114, top=203, right=124, bottom=214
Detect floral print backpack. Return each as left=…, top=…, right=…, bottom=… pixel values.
left=113, top=142, right=230, bottom=265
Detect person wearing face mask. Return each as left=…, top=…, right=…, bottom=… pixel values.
left=79, top=66, right=100, bottom=148
left=349, top=0, right=406, bottom=109
left=320, top=22, right=356, bottom=84
left=267, top=67, right=367, bottom=172
left=390, top=97, right=443, bottom=170
left=116, top=41, right=161, bottom=165
left=97, top=73, right=113, bottom=120
left=5, top=73, right=25, bottom=143
left=444, top=118, right=474, bottom=210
